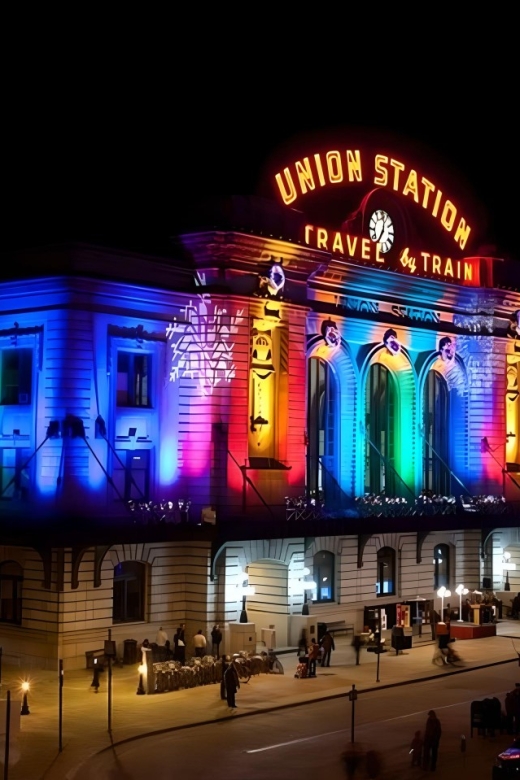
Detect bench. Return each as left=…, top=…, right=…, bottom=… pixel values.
left=326, top=621, right=354, bottom=636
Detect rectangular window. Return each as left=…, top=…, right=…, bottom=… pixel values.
left=117, top=352, right=151, bottom=407
left=1, top=348, right=32, bottom=405
left=112, top=449, right=150, bottom=501
left=0, top=448, right=31, bottom=500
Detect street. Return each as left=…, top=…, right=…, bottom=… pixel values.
left=74, top=663, right=519, bottom=779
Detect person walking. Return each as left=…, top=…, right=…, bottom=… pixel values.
left=320, top=628, right=335, bottom=667
left=211, top=624, right=223, bottom=657
left=423, top=710, right=442, bottom=771
left=410, top=729, right=423, bottom=767
left=193, top=629, right=207, bottom=657
left=224, top=658, right=240, bottom=708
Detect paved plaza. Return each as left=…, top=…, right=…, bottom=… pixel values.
left=2, top=620, right=520, bottom=779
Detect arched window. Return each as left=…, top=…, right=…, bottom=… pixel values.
left=113, top=561, right=146, bottom=623
left=313, top=551, right=335, bottom=602
left=423, top=370, right=450, bottom=494
left=307, top=358, right=337, bottom=501
left=0, top=560, right=23, bottom=624
left=376, top=547, right=395, bottom=596
left=365, top=364, right=397, bottom=496
left=433, top=544, right=450, bottom=590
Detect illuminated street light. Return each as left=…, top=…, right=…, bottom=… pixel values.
left=437, top=586, right=451, bottom=623
left=455, top=583, right=469, bottom=622
left=20, top=680, right=30, bottom=715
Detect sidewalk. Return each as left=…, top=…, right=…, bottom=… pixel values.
left=2, top=620, right=520, bottom=780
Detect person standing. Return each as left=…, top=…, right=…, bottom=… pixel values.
left=224, top=658, right=240, bottom=708
left=211, top=624, right=223, bottom=657
left=320, top=628, right=335, bottom=667
left=174, top=624, right=186, bottom=664
left=155, top=626, right=169, bottom=646
left=308, top=637, right=320, bottom=677
left=423, top=710, right=442, bottom=771
left=193, top=629, right=207, bottom=657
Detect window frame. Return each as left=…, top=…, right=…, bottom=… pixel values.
left=313, top=550, right=335, bottom=603
left=113, top=561, right=146, bottom=624
left=0, top=560, right=23, bottom=624
left=376, top=546, right=396, bottom=597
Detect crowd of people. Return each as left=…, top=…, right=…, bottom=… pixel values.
left=139, top=623, right=223, bottom=664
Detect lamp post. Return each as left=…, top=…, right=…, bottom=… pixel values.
left=455, top=584, right=469, bottom=622
left=504, top=552, right=512, bottom=591
left=58, top=659, right=63, bottom=753
left=240, top=585, right=255, bottom=623
left=437, top=586, right=451, bottom=622
left=20, top=681, right=30, bottom=715
left=136, top=664, right=146, bottom=695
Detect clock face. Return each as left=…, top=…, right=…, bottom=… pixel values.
left=369, top=209, right=394, bottom=253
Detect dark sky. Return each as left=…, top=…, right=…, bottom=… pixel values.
left=3, top=39, right=518, bottom=287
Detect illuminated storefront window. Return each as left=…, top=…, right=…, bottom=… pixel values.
left=307, top=357, right=336, bottom=500
left=376, top=547, right=395, bottom=596
left=365, top=364, right=396, bottom=496
left=423, top=370, right=450, bottom=494
left=113, top=561, right=146, bottom=623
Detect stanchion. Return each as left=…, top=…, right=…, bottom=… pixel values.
left=4, top=689, right=10, bottom=780
left=348, top=684, right=357, bottom=743
left=58, top=659, right=63, bottom=752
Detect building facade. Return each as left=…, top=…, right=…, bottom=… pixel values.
left=1, top=136, right=520, bottom=669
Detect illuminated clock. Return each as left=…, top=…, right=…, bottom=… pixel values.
left=369, top=210, right=394, bottom=253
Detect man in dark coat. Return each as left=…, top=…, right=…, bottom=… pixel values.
left=224, top=658, right=240, bottom=708
left=211, top=624, right=223, bottom=657
left=423, top=710, right=442, bottom=770
left=174, top=623, right=186, bottom=664
left=320, top=629, right=335, bottom=667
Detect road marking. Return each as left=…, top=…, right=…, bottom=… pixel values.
left=246, top=689, right=511, bottom=753
left=246, top=729, right=345, bottom=753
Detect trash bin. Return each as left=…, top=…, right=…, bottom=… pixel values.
left=124, top=639, right=138, bottom=665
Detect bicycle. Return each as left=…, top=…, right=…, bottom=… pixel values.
left=432, top=645, right=464, bottom=667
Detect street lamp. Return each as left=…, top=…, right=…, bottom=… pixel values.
left=503, top=551, right=513, bottom=591
left=20, top=680, right=30, bottom=715
left=455, top=584, right=469, bottom=622
left=136, top=664, right=146, bottom=695
left=240, top=584, right=255, bottom=623
left=437, top=586, right=451, bottom=623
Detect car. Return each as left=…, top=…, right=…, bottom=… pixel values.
left=493, top=737, right=520, bottom=778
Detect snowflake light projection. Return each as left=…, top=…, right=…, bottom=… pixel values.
left=166, top=295, right=244, bottom=396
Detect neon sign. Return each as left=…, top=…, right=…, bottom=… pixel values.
left=274, top=150, right=471, bottom=250
left=303, top=224, right=481, bottom=285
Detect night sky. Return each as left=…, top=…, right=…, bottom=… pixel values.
left=3, top=42, right=518, bottom=288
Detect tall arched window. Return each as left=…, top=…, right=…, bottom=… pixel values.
left=423, top=370, right=450, bottom=494
left=365, top=364, right=396, bottom=495
left=0, top=560, right=23, bottom=624
left=307, top=358, right=336, bottom=500
left=313, top=551, right=335, bottom=602
left=113, top=561, right=146, bottom=623
left=433, top=544, right=450, bottom=590
left=376, top=547, right=396, bottom=596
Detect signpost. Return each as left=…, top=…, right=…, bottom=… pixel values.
left=348, top=684, right=358, bottom=743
